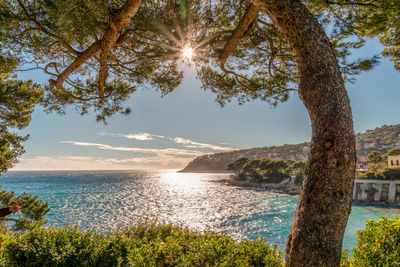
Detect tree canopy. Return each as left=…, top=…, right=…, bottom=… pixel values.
left=1, top=0, right=399, bottom=265
left=0, top=54, right=42, bottom=173
left=0, top=54, right=49, bottom=231
left=1, top=0, right=396, bottom=119
left=366, top=151, right=383, bottom=164
left=228, top=157, right=305, bottom=183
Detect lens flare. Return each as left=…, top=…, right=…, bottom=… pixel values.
left=182, top=46, right=194, bottom=61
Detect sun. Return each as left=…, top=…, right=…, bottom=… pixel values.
left=182, top=45, right=194, bottom=61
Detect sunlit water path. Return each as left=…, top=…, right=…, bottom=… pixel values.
left=2, top=170, right=399, bottom=251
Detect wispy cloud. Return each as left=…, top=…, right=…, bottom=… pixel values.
left=168, top=137, right=233, bottom=151
left=100, top=132, right=233, bottom=151
left=98, top=132, right=165, bottom=141
left=13, top=155, right=192, bottom=170
left=60, top=141, right=202, bottom=157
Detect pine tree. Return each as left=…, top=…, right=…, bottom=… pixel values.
left=0, top=0, right=399, bottom=265
left=0, top=54, right=49, bottom=231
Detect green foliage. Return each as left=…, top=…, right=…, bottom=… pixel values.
left=0, top=0, right=391, bottom=118
left=388, top=147, right=400, bottom=156
left=227, top=157, right=250, bottom=175
left=183, top=125, right=400, bottom=173
left=380, top=168, right=400, bottom=180
left=263, top=171, right=289, bottom=184
left=366, top=151, right=383, bottom=164
left=229, top=157, right=305, bottom=184
left=0, top=187, right=49, bottom=231
left=0, top=54, right=49, bottom=232
left=351, top=1, right=400, bottom=71
left=343, top=216, right=400, bottom=266
left=1, top=223, right=284, bottom=267
left=362, top=168, right=400, bottom=180
left=0, top=0, right=184, bottom=122
left=365, top=186, right=378, bottom=200
left=364, top=170, right=384, bottom=180
left=0, top=54, right=43, bottom=173
left=258, top=158, right=288, bottom=172
left=294, top=173, right=304, bottom=186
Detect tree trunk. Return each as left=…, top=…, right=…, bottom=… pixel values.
left=250, top=0, right=356, bottom=266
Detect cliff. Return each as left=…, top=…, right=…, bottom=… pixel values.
left=180, top=124, right=400, bottom=173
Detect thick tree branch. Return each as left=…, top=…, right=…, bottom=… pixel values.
left=219, top=4, right=259, bottom=69
left=194, top=31, right=233, bottom=50
left=98, top=50, right=108, bottom=99
left=0, top=218, right=21, bottom=223
left=49, top=0, right=141, bottom=98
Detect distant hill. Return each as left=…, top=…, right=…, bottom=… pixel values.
left=179, top=124, right=400, bottom=173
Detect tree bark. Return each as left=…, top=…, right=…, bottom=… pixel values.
left=219, top=4, right=259, bottom=69
left=250, top=0, right=356, bottom=266
left=51, top=0, right=141, bottom=97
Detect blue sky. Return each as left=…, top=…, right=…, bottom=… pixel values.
left=12, top=38, right=400, bottom=170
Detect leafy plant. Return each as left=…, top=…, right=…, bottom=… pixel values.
left=229, top=157, right=304, bottom=184
left=363, top=168, right=400, bottom=180
left=342, top=216, right=400, bottom=266
left=1, top=223, right=284, bottom=266
left=0, top=187, right=50, bottom=232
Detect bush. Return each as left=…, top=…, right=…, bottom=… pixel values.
left=1, top=223, right=284, bottom=266
left=380, top=168, right=400, bottom=180
left=294, top=173, right=304, bottom=186
left=264, top=171, right=289, bottom=184
left=362, top=168, right=400, bottom=180
left=342, top=216, right=400, bottom=266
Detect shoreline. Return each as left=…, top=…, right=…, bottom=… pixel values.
left=211, top=178, right=301, bottom=196
left=213, top=179, right=400, bottom=207
left=178, top=170, right=231, bottom=173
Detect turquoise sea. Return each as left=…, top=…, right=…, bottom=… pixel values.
left=2, top=170, right=399, bottom=251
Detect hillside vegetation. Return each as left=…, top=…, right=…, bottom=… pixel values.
left=228, top=157, right=305, bottom=185
left=180, top=124, right=400, bottom=173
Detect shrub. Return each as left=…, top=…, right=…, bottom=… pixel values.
left=343, top=216, right=400, bottom=266
left=1, top=223, right=284, bottom=266
left=264, top=171, right=289, bottom=184
left=294, top=173, right=304, bottom=186
left=388, top=147, right=400, bottom=156
left=380, top=168, right=400, bottom=180
left=362, top=168, right=400, bottom=180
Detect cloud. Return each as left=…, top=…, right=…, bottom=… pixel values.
left=121, top=133, right=154, bottom=141
left=100, top=131, right=233, bottom=151
left=60, top=141, right=203, bottom=157
left=14, top=134, right=234, bottom=171
left=99, top=132, right=166, bottom=141
left=13, top=154, right=197, bottom=171
left=169, top=137, right=233, bottom=151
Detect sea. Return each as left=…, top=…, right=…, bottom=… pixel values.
left=2, top=170, right=399, bottom=251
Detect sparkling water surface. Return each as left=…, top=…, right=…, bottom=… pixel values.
left=2, top=170, right=399, bottom=251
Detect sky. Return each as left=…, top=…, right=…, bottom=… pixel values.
left=12, top=38, right=400, bottom=170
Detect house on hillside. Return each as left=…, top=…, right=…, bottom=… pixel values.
left=357, top=161, right=369, bottom=172
left=388, top=156, right=400, bottom=168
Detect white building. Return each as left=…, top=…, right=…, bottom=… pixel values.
left=353, top=179, right=400, bottom=204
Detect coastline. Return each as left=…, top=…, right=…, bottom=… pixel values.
left=178, top=169, right=231, bottom=173
left=214, top=177, right=400, bottom=206
left=212, top=177, right=301, bottom=195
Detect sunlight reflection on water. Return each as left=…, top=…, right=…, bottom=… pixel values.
left=2, top=170, right=399, bottom=251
